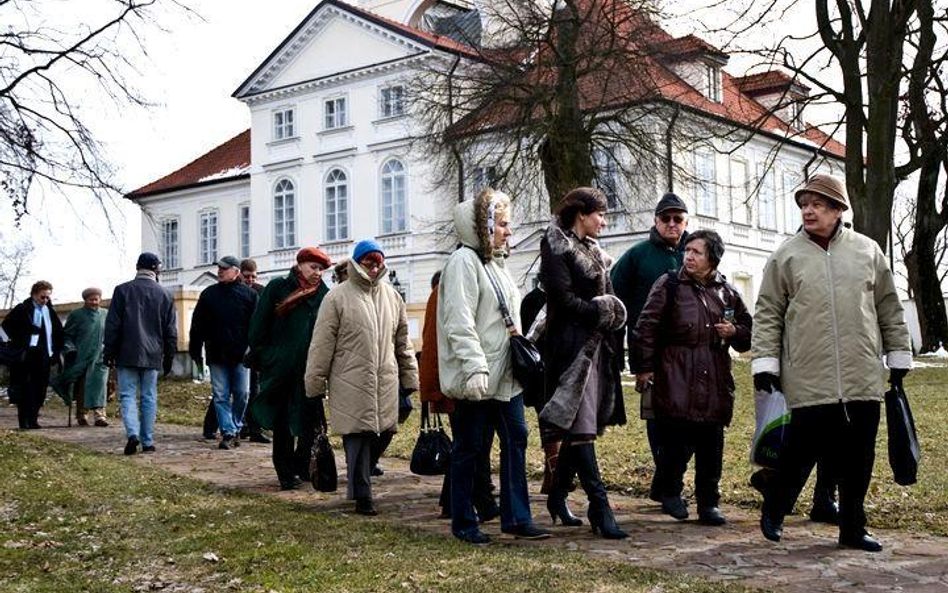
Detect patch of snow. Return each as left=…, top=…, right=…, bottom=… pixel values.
left=918, top=344, right=948, bottom=358
left=198, top=165, right=250, bottom=183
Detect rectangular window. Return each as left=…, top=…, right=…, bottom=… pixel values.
left=161, top=219, right=179, bottom=269
left=730, top=157, right=750, bottom=225
left=471, top=166, right=497, bottom=197
left=239, top=205, right=250, bottom=258
left=705, top=64, right=722, bottom=102
left=694, top=150, right=717, bottom=216
left=758, top=166, right=777, bottom=230
left=782, top=171, right=802, bottom=233
left=380, top=85, right=406, bottom=118
left=592, top=147, right=620, bottom=209
left=325, top=97, right=347, bottom=129
left=199, top=211, right=218, bottom=265
left=273, top=108, right=295, bottom=140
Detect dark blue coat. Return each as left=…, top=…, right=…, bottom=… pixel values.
left=103, top=273, right=177, bottom=369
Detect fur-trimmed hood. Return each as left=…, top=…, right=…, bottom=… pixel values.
left=454, top=190, right=512, bottom=262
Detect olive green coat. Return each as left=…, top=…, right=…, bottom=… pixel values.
left=249, top=270, right=329, bottom=436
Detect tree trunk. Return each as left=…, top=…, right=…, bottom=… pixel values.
left=909, top=156, right=948, bottom=353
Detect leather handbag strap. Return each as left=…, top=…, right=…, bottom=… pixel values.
left=481, top=261, right=516, bottom=332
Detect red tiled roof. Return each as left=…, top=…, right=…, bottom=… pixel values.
left=337, top=0, right=478, bottom=57
left=126, top=129, right=250, bottom=199
left=656, top=34, right=728, bottom=61
left=734, top=70, right=811, bottom=95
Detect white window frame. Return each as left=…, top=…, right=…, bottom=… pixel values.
left=592, top=147, right=620, bottom=209
left=471, top=165, right=497, bottom=198
left=239, top=204, right=250, bottom=259
left=161, top=218, right=179, bottom=270
left=704, top=63, right=722, bottom=102
left=782, top=170, right=802, bottom=233
left=757, top=165, right=777, bottom=230
left=729, top=157, right=750, bottom=225
left=379, top=85, right=406, bottom=119
left=694, top=150, right=717, bottom=217
left=273, top=179, right=297, bottom=250
left=325, top=168, right=349, bottom=241
left=380, top=159, right=408, bottom=234
left=273, top=107, right=295, bottom=141
left=198, top=210, right=219, bottom=265
left=324, top=96, right=348, bottom=130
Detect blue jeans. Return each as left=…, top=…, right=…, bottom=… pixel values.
left=451, top=394, right=533, bottom=536
left=117, top=367, right=159, bottom=447
left=209, top=363, right=250, bottom=437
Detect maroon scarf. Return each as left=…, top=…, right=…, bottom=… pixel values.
left=275, top=268, right=323, bottom=318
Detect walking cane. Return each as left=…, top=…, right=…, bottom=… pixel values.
left=67, top=398, right=72, bottom=428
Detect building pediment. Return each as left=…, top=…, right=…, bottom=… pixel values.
left=233, top=0, right=472, bottom=102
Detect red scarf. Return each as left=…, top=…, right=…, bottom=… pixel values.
left=274, top=268, right=323, bottom=317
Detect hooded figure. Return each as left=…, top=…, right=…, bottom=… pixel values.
left=437, top=188, right=549, bottom=545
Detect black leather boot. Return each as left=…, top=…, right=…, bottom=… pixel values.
left=572, top=443, right=627, bottom=539
left=546, top=440, right=582, bottom=526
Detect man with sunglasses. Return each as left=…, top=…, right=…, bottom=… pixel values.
left=610, top=192, right=689, bottom=501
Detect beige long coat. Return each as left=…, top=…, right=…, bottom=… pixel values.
left=305, top=260, right=418, bottom=435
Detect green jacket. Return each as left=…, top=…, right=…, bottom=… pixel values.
left=610, top=227, right=686, bottom=370
left=751, top=226, right=912, bottom=408
left=50, top=307, right=108, bottom=407
left=249, top=269, right=329, bottom=436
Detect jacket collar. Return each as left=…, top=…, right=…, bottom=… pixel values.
left=649, top=226, right=688, bottom=253
left=347, top=259, right=386, bottom=291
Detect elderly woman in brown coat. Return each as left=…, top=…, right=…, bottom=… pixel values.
left=632, top=229, right=752, bottom=526
left=305, top=239, right=418, bottom=515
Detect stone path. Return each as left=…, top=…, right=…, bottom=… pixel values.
left=4, top=404, right=948, bottom=593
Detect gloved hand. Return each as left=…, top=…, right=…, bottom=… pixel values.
left=64, top=351, right=78, bottom=367
left=464, top=373, right=489, bottom=398
left=398, top=387, right=415, bottom=423
left=889, top=367, right=909, bottom=389
left=162, top=354, right=174, bottom=377
left=753, top=372, right=782, bottom=393
left=103, top=353, right=116, bottom=368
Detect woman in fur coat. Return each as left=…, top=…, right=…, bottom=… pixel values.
left=539, top=187, right=629, bottom=539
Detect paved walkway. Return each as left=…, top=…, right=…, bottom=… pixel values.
left=4, top=404, right=948, bottom=593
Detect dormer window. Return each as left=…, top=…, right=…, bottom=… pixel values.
left=704, top=63, right=722, bottom=102
left=789, top=101, right=804, bottom=129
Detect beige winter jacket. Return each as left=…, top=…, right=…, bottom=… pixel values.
left=304, top=260, right=419, bottom=435
left=751, top=225, right=912, bottom=409
left=437, top=194, right=522, bottom=401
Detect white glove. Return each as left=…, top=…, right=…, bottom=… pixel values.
left=464, top=373, right=489, bottom=398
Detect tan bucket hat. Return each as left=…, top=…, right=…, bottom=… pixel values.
left=794, top=173, right=849, bottom=211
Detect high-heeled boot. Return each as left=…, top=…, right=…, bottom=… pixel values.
left=546, top=440, right=582, bottom=526
left=572, top=443, right=627, bottom=539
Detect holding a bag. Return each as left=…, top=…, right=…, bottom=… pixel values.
left=309, top=400, right=337, bottom=492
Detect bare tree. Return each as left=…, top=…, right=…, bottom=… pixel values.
left=0, top=234, right=35, bottom=309
left=0, top=0, right=190, bottom=225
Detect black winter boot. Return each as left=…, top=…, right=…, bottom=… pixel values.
left=572, top=443, right=627, bottom=539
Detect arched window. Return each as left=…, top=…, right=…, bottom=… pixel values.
left=273, top=179, right=297, bottom=249
left=380, top=159, right=407, bottom=234
left=325, top=169, right=349, bottom=241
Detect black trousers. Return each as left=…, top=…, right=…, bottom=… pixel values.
left=439, top=412, right=497, bottom=516
left=13, top=348, right=51, bottom=429
left=653, top=419, right=724, bottom=507
left=271, top=399, right=317, bottom=482
left=766, top=400, right=880, bottom=538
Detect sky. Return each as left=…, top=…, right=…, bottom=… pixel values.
left=4, top=0, right=842, bottom=305
left=5, top=0, right=316, bottom=304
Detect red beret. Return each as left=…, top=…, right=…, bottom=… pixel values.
left=296, top=247, right=332, bottom=268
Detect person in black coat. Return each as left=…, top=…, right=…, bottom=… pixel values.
left=2, top=280, right=64, bottom=429
left=104, top=253, right=178, bottom=455
left=190, top=256, right=258, bottom=450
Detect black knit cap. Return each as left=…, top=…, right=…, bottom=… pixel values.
left=654, top=192, right=689, bottom=216
left=136, top=252, right=162, bottom=271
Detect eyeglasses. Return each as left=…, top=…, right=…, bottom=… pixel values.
left=659, top=213, right=685, bottom=224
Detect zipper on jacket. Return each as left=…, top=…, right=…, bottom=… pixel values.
left=825, top=248, right=845, bottom=401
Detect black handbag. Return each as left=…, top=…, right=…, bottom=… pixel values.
left=309, top=401, right=338, bottom=492
left=409, top=403, right=453, bottom=476
left=481, top=263, right=545, bottom=402
left=0, top=340, right=26, bottom=367
left=885, top=382, right=920, bottom=486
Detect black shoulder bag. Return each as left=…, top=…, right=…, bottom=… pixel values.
left=481, top=262, right=545, bottom=405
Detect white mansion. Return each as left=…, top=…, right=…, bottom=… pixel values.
left=128, top=0, right=845, bottom=340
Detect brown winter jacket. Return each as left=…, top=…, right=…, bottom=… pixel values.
left=419, top=288, right=454, bottom=414
left=632, top=269, right=752, bottom=425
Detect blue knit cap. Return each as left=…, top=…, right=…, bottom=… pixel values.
left=352, top=239, right=384, bottom=262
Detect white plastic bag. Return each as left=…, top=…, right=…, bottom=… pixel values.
left=750, top=388, right=790, bottom=468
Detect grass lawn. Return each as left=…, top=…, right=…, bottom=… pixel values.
left=0, top=432, right=758, bottom=593
left=47, top=360, right=948, bottom=536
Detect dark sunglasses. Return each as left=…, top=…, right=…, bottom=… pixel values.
left=659, top=213, right=685, bottom=224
